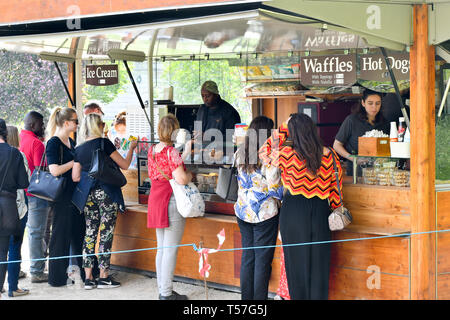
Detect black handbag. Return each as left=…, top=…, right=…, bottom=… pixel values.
left=27, top=144, right=67, bottom=202
left=215, top=158, right=238, bottom=202
left=88, top=138, right=127, bottom=188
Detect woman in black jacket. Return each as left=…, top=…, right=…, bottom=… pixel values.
left=0, top=119, right=29, bottom=299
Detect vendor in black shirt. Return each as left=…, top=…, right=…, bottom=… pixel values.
left=333, top=89, right=389, bottom=175
left=194, top=80, right=241, bottom=139
left=192, top=80, right=241, bottom=162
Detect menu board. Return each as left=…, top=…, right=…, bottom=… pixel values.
left=358, top=53, right=410, bottom=81
left=300, top=54, right=357, bottom=87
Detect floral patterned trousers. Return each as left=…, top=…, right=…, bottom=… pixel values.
left=83, top=188, right=118, bottom=271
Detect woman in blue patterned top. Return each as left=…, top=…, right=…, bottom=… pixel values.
left=234, top=116, right=283, bottom=300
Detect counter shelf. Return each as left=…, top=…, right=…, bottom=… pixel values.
left=348, top=155, right=410, bottom=186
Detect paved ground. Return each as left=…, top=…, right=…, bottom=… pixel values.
left=0, top=234, right=241, bottom=300
left=1, top=268, right=241, bottom=300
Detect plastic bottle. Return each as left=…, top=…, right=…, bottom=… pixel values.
left=404, top=127, right=410, bottom=143
left=390, top=121, right=398, bottom=142
left=397, top=117, right=406, bottom=142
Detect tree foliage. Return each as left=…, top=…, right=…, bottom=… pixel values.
left=0, top=51, right=132, bottom=125
left=159, top=60, right=251, bottom=123
left=0, top=50, right=68, bottom=124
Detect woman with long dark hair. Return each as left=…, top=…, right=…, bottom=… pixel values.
left=333, top=89, right=389, bottom=175
left=234, top=116, right=283, bottom=300
left=259, top=113, right=343, bottom=300
left=0, top=119, right=29, bottom=299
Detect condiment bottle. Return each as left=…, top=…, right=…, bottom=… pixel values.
left=397, top=117, right=406, bottom=142
left=390, top=121, right=398, bottom=142
left=404, top=127, right=410, bottom=143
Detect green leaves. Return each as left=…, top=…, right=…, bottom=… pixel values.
left=436, top=116, right=450, bottom=183
left=0, top=51, right=68, bottom=124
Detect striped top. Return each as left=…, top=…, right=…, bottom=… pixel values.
left=259, top=122, right=343, bottom=210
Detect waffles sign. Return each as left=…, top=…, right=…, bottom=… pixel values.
left=300, top=54, right=356, bottom=87
left=86, top=65, right=119, bottom=86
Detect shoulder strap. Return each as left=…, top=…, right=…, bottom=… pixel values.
left=327, top=147, right=343, bottom=204
left=36, top=142, right=47, bottom=173
left=60, top=143, right=64, bottom=165
left=0, top=147, right=13, bottom=192
left=152, top=145, right=171, bottom=181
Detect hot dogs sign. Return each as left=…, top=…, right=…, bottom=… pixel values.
left=358, top=53, right=410, bottom=81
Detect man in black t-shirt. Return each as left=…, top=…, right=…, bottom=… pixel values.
left=194, top=80, right=241, bottom=137
left=193, top=81, right=241, bottom=162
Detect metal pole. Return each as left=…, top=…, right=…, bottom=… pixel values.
left=54, top=61, right=75, bottom=107
left=380, top=47, right=410, bottom=128
left=123, top=60, right=154, bottom=133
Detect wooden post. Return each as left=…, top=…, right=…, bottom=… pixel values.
left=409, top=4, right=436, bottom=300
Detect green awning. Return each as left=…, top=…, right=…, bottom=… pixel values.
left=264, top=0, right=450, bottom=47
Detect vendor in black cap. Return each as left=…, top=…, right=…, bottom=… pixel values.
left=194, top=80, right=241, bottom=138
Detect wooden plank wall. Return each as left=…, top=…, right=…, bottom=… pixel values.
left=111, top=206, right=283, bottom=292
left=436, top=190, right=450, bottom=300
left=329, top=231, right=410, bottom=300
left=113, top=176, right=413, bottom=299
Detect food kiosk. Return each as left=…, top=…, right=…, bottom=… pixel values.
left=0, top=0, right=449, bottom=300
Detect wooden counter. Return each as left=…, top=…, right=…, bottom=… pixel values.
left=112, top=170, right=421, bottom=299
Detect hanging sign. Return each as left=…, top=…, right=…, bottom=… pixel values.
left=359, top=53, right=410, bottom=81
left=87, top=39, right=121, bottom=55
left=86, top=65, right=119, bottom=86
left=302, top=29, right=367, bottom=51
left=300, top=54, right=356, bottom=87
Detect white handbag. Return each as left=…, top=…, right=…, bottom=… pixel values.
left=328, top=147, right=352, bottom=231
left=152, top=147, right=205, bottom=218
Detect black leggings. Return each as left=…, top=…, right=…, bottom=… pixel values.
left=279, top=192, right=331, bottom=300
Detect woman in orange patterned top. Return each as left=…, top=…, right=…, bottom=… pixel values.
left=259, top=113, right=343, bottom=300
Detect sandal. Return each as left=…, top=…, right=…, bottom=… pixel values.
left=8, top=288, right=30, bottom=297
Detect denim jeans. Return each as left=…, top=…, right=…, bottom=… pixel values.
left=155, top=196, right=186, bottom=297
left=237, top=214, right=279, bottom=300
left=26, top=196, right=49, bottom=275
left=8, top=213, right=28, bottom=293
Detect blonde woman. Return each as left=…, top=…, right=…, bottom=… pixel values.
left=45, top=107, right=83, bottom=287
left=72, top=113, right=136, bottom=290
left=146, top=114, right=192, bottom=300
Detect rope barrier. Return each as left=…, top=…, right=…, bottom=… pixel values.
left=1, top=228, right=449, bottom=266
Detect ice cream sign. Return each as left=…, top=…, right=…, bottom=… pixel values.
left=86, top=65, right=119, bottom=86
left=359, top=53, right=410, bottom=81
left=300, top=54, right=356, bottom=87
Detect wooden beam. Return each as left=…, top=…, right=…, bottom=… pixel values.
left=0, top=0, right=239, bottom=24
left=409, top=4, right=436, bottom=300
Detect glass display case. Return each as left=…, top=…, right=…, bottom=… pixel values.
left=136, top=140, right=237, bottom=215
left=349, top=155, right=410, bottom=187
